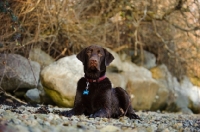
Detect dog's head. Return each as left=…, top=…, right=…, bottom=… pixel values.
left=77, top=45, right=114, bottom=79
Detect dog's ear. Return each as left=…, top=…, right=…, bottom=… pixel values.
left=77, top=48, right=86, bottom=64
left=104, top=48, right=114, bottom=66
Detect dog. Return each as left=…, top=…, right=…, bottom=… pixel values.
left=62, top=45, right=139, bottom=119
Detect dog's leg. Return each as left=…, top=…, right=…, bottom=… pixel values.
left=125, top=104, right=140, bottom=119
left=115, top=87, right=140, bottom=119
left=91, top=89, right=112, bottom=118
left=92, top=108, right=110, bottom=118
left=62, top=90, right=85, bottom=117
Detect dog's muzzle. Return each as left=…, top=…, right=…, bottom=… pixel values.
left=89, top=56, right=100, bottom=71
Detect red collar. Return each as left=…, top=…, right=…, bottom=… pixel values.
left=85, top=75, right=106, bottom=83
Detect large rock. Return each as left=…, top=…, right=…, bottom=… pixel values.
left=0, top=54, right=40, bottom=91
left=150, top=65, right=174, bottom=90
left=106, top=72, right=127, bottom=88
left=178, top=77, right=200, bottom=113
left=150, top=65, right=171, bottom=111
left=150, top=85, right=169, bottom=111
left=29, top=48, right=55, bottom=104
left=106, top=48, right=123, bottom=72
left=29, top=48, right=55, bottom=69
left=120, top=49, right=156, bottom=69
left=150, top=65, right=185, bottom=112
left=40, top=55, right=84, bottom=107
left=151, top=64, right=200, bottom=114
left=122, top=61, right=159, bottom=110
left=131, top=50, right=156, bottom=69
left=37, top=81, right=55, bottom=104
left=189, top=76, right=200, bottom=87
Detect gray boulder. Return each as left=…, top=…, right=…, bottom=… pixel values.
left=0, top=54, right=40, bottom=92
left=122, top=61, right=159, bottom=110
left=133, top=50, right=156, bottom=69
left=177, top=77, right=200, bottom=113
left=29, top=48, right=56, bottom=104
left=120, top=49, right=156, bottom=69
left=150, top=64, right=200, bottom=114
left=106, top=48, right=123, bottom=72
left=107, top=72, right=127, bottom=88
left=29, top=48, right=55, bottom=69
left=25, top=88, right=41, bottom=103
left=150, top=65, right=171, bottom=111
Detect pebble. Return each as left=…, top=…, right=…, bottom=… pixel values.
left=100, top=125, right=120, bottom=132
left=0, top=105, right=200, bottom=132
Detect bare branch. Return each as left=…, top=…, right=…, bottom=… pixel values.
left=165, top=18, right=200, bottom=32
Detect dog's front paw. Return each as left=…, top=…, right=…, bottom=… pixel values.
left=61, top=110, right=74, bottom=117
left=127, top=113, right=140, bottom=120
left=92, top=109, right=110, bottom=118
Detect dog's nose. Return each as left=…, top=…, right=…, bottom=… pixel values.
left=89, top=56, right=100, bottom=71
left=90, top=56, right=98, bottom=63
left=90, top=59, right=97, bottom=63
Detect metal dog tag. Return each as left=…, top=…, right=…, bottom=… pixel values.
left=83, top=82, right=89, bottom=95
left=83, top=90, right=89, bottom=95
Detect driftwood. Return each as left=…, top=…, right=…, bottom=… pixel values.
left=0, top=91, right=27, bottom=105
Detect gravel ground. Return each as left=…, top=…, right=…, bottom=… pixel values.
left=0, top=95, right=200, bottom=132
left=0, top=104, right=200, bottom=132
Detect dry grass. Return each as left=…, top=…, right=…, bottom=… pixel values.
left=0, top=0, right=200, bottom=82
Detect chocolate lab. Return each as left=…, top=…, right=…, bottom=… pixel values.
left=63, top=45, right=139, bottom=119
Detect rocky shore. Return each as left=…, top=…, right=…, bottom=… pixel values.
left=0, top=103, right=200, bottom=132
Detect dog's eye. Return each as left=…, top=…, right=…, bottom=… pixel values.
left=98, top=50, right=102, bottom=56
left=87, top=49, right=93, bottom=54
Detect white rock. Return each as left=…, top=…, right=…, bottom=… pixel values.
left=40, top=55, right=84, bottom=107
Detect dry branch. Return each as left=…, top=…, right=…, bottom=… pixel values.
left=0, top=0, right=199, bottom=80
